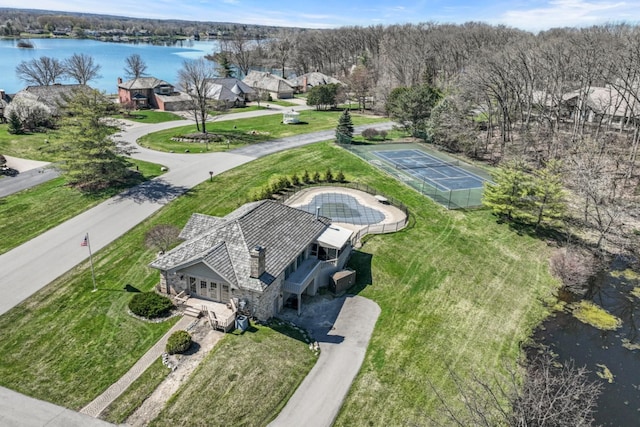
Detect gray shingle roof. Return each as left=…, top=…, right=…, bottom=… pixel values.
left=150, top=200, right=330, bottom=292
left=242, top=71, right=294, bottom=94
left=289, top=72, right=344, bottom=88
left=179, top=213, right=224, bottom=240
left=208, top=78, right=255, bottom=95
left=13, top=84, right=92, bottom=115
left=118, top=77, right=172, bottom=90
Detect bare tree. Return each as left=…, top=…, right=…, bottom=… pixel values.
left=430, top=354, right=602, bottom=427
left=177, top=58, right=216, bottom=134
left=124, top=53, right=148, bottom=79
left=227, top=31, right=255, bottom=77
left=15, top=56, right=65, bottom=86
left=145, top=224, right=181, bottom=254
left=550, top=247, right=598, bottom=294
left=64, top=53, right=101, bottom=84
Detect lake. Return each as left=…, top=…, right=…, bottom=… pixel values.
left=529, top=256, right=640, bottom=426
left=0, top=38, right=221, bottom=94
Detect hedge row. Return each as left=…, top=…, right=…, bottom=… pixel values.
left=250, top=169, right=346, bottom=201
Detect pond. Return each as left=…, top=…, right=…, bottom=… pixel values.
left=529, top=256, right=640, bottom=426
left=0, top=38, right=221, bottom=94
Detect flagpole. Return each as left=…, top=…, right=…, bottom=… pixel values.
left=86, top=233, right=97, bottom=292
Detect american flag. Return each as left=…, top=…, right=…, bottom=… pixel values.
left=81, top=234, right=88, bottom=247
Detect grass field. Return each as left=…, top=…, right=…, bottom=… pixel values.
left=137, top=110, right=386, bottom=153
left=150, top=323, right=316, bottom=427
left=0, top=158, right=165, bottom=255
left=114, top=110, right=183, bottom=123
left=0, top=124, right=60, bottom=161
left=0, top=141, right=558, bottom=423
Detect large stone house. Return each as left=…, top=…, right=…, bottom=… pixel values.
left=242, top=70, right=295, bottom=99
left=117, top=77, right=191, bottom=111
left=150, top=200, right=353, bottom=320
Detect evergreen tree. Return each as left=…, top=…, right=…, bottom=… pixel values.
left=335, top=109, right=354, bottom=144
left=482, top=160, right=533, bottom=221
left=531, top=160, right=566, bottom=228
left=7, top=111, right=23, bottom=134
left=217, top=52, right=234, bottom=78
left=57, top=90, right=132, bottom=193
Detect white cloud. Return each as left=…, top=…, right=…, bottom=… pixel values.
left=496, top=0, right=638, bottom=31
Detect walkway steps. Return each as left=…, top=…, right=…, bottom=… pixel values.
left=184, top=306, right=201, bottom=318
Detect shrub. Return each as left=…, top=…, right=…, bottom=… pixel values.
left=379, top=129, right=388, bottom=140
left=361, top=128, right=379, bottom=140
left=325, top=168, right=333, bottom=183
left=312, top=171, right=321, bottom=183
left=129, top=292, right=174, bottom=319
left=166, top=330, right=192, bottom=354
left=335, top=170, right=346, bottom=183
left=302, top=170, right=311, bottom=183
left=291, top=173, right=300, bottom=186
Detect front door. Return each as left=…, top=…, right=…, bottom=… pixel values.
left=209, top=281, right=219, bottom=301
left=221, top=284, right=230, bottom=302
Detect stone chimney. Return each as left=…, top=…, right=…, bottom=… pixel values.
left=117, top=77, right=123, bottom=85
left=250, top=245, right=266, bottom=278
left=0, top=89, right=5, bottom=100
left=302, top=76, right=308, bottom=93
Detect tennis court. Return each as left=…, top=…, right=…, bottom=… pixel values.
left=373, top=149, right=487, bottom=192
left=342, top=143, right=491, bottom=209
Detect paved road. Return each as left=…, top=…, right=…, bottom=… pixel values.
left=0, top=166, right=61, bottom=198
left=0, top=386, right=119, bottom=427
left=270, top=295, right=381, bottom=427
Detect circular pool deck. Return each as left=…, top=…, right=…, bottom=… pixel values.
left=285, top=186, right=407, bottom=233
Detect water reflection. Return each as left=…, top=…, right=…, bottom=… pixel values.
left=530, top=256, right=640, bottom=427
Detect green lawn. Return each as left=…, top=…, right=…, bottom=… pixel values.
left=114, top=110, right=183, bottom=123
left=0, top=141, right=557, bottom=423
left=0, top=124, right=60, bottom=161
left=268, top=99, right=299, bottom=107
left=0, top=158, right=166, bottom=255
left=150, top=323, right=316, bottom=427
left=137, top=110, right=387, bottom=153
left=209, top=105, right=267, bottom=116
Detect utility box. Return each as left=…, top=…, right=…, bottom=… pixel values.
left=330, top=269, right=356, bottom=294
left=235, top=315, right=249, bottom=332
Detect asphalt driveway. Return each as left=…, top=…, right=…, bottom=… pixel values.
left=270, top=295, right=381, bottom=427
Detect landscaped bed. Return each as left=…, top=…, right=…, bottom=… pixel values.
left=0, top=141, right=558, bottom=424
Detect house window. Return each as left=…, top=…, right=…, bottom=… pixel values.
left=200, top=280, right=207, bottom=289
left=189, top=276, right=196, bottom=293
left=210, top=282, right=217, bottom=291
left=310, top=243, right=318, bottom=257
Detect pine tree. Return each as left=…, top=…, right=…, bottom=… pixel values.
left=57, top=90, right=132, bottom=193
left=335, top=109, right=354, bottom=144
left=217, top=52, right=234, bottom=78
left=7, top=111, right=23, bottom=134
left=531, top=160, right=566, bottom=228
left=482, top=160, right=533, bottom=221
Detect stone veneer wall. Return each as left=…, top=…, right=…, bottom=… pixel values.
left=160, top=270, right=283, bottom=321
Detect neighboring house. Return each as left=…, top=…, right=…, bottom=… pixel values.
left=11, top=84, right=91, bottom=116
left=117, top=77, right=191, bottom=111
left=561, top=85, right=640, bottom=126
left=288, top=72, right=344, bottom=93
left=207, top=78, right=255, bottom=104
left=150, top=200, right=353, bottom=320
left=242, top=70, right=295, bottom=99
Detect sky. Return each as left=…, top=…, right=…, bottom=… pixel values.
left=4, top=0, right=640, bottom=31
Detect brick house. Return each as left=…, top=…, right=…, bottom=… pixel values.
left=117, top=77, right=191, bottom=111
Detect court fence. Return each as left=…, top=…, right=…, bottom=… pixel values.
left=277, top=182, right=410, bottom=247
left=342, top=143, right=488, bottom=210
